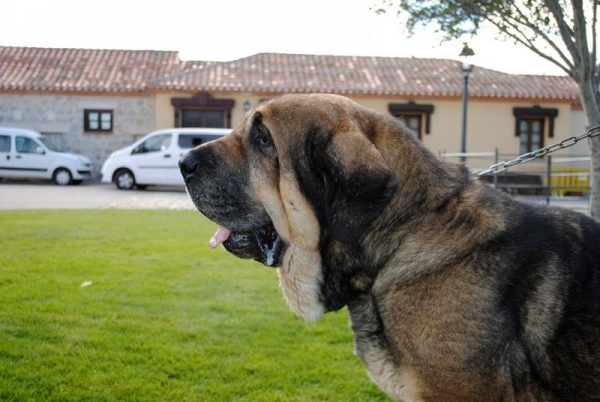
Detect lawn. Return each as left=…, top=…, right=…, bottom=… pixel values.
left=0, top=210, right=387, bottom=401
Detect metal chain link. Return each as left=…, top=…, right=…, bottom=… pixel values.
left=476, top=125, right=600, bottom=177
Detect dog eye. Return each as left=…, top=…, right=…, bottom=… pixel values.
left=254, top=134, right=272, bottom=149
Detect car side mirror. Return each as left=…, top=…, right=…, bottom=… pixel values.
left=36, top=146, right=45, bottom=155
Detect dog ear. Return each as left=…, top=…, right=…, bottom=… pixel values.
left=312, top=130, right=398, bottom=244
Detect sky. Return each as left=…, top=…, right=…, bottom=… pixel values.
left=2, top=0, right=567, bottom=76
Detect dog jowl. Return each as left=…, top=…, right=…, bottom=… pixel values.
left=180, top=94, right=600, bottom=402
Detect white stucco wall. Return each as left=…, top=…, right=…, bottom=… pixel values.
left=2, top=91, right=587, bottom=176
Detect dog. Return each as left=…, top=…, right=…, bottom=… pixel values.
left=179, top=94, right=600, bottom=401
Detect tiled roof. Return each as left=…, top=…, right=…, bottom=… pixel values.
left=149, top=53, right=580, bottom=101
left=0, top=46, right=182, bottom=93
left=182, top=60, right=217, bottom=70
left=0, top=47, right=580, bottom=101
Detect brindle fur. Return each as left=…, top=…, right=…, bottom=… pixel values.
left=181, top=94, right=600, bottom=401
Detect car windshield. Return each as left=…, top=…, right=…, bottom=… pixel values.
left=38, top=136, right=60, bottom=151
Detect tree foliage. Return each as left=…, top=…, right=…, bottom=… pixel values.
left=375, top=1, right=597, bottom=80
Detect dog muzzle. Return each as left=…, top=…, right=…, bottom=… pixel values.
left=209, top=224, right=284, bottom=267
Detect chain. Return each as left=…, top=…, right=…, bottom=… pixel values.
left=476, top=125, right=600, bottom=177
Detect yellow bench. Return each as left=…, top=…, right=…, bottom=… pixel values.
left=551, top=168, right=590, bottom=196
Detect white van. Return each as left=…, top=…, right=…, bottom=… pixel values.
left=101, top=127, right=232, bottom=189
left=0, top=127, right=93, bottom=185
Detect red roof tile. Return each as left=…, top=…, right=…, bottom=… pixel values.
left=150, top=53, right=580, bottom=101
left=0, top=47, right=580, bottom=101
left=0, top=46, right=182, bottom=93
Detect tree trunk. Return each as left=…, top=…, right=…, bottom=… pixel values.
left=579, top=77, right=600, bottom=220
left=590, top=137, right=600, bottom=220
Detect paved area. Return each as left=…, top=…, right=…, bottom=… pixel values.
left=0, top=180, right=591, bottom=214
left=0, top=180, right=195, bottom=210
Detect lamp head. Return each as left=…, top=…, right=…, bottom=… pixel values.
left=459, top=42, right=475, bottom=58
left=459, top=42, right=475, bottom=75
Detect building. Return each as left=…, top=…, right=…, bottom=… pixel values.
left=0, top=46, right=587, bottom=175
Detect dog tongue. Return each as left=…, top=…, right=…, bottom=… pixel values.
left=209, top=226, right=231, bottom=249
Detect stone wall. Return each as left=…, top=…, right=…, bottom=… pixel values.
left=0, top=93, right=156, bottom=175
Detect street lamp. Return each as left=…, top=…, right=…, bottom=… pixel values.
left=459, top=42, right=475, bottom=163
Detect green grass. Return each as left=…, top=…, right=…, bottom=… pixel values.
left=0, top=210, right=386, bottom=401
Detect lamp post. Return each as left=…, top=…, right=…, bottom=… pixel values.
left=459, top=43, right=475, bottom=163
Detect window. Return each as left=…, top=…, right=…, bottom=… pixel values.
left=178, top=133, right=226, bottom=149
left=132, top=134, right=172, bottom=154
left=171, top=93, right=234, bottom=128
left=519, top=118, right=544, bottom=154
left=388, top=102, right=435, bottom=139
left=181, top=110, right=225, bottom=128
left=513, top=106, right=558, bottom=139
left=16, top=136, right=43, bottom=154
left=0, top=135, right=10, bottom=152
left=513, top=106, right=558, bottom=154
left=397, top=115, right=422, bottom=139
left=84, top=109, right=113, bottom=132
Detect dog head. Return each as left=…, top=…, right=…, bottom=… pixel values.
left=180, top=94, right=465, bottom=320
left=181, top=93, right=398, bottom=250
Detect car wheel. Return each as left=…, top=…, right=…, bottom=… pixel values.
left=53, top=168, right=73, bottom=185
left=114, top=169, right=135, bottom=190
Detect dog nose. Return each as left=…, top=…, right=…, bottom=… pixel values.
left=179, top=154, right=199, bottom=178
